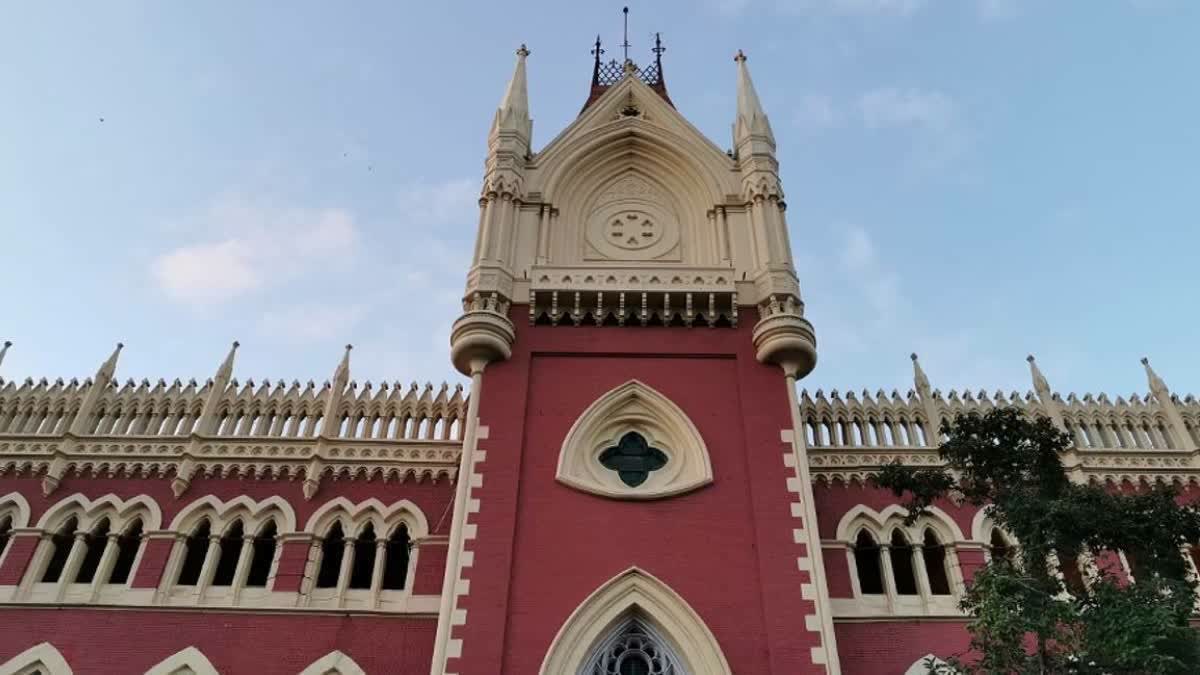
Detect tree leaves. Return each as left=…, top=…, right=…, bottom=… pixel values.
left=877, top=408, right=1200, bottom=674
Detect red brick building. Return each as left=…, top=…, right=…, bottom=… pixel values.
left=1, top=37, right=1197, bottom=675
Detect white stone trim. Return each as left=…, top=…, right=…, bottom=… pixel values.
left=36, top=493, right=162, bottom=531
left=539, top=567, right=732, bottom=675
left=169, top=495, right=296, bottom=534
left=297, top=650, right=366, bottom=675
left=143, top=646, right=219, bottom=675
left=780, top=430, right=834, bottom=670
left=835, top=504, right=964, bottom=544
left=0, top=642, right=72, bottom=675
left=443, top=425, right=488, bottom=674
left=304, top=497, right=430, bottom=538
left=0, top=492, right=31, bottom=529
left=557, top=380, right=712, bottom=500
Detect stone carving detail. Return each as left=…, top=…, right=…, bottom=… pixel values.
left=584, top=174, right=681, bottom=262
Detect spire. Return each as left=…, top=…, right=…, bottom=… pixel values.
left=1141, top=357, right=1169, bottom=397
left=733, top=50, right=775, bottom=150
left=95, top=342, right=124, bottom=383
left=0, top=341, right=10, bottom=370
left=911, top=353, right=931, bottom=396
left=491, top=44, right=532, bottom=144
left=1027, top=354, right=1051, bottom=395
left=332, top=344, right=353, bottom=389
left=214, top=341, right=240, bottom=384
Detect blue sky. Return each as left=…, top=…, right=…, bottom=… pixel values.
left=2, top=1, right=1196, bottom=399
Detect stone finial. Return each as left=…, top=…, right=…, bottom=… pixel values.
left=1027, top=354, right=1051, bottom=394
left=0, top=340, right=10, bottom=369
left=1141, top=356, right=1169, bottom=396
left=95, top=343, right=124, bottom=383
left=733, top=47, right=774, bottom=148
left=911, top=353, right=931, bottom=393
left=491, top=42, right=532, bottom=142
left=214, top=341, right=240, bottom=383
left=333, top=344, right=353, bottom=386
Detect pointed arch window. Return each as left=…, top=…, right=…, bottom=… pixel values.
left=316, top=522, right=346, bottom=588
left=108, top=519, right=143, bottom=585
left=41, top=516, right=78, bottom=583
left=245, top=520, right=277, bottom=588
left=854, top=531, right=885, bottom=595
left=74, top=518, right=111, bottom=584
left=583, top=616, right=685, bottom=675
left=349, top=523, right=377, bottom=590
left=382, top=524, right=410, bottom=590
left=890, top=530, right=919, bottom=595
left=211, top=521, right=244, bottom=587
left=922, top=529, right=952, bottom=596
left=176, top=520, right=212, bottom=586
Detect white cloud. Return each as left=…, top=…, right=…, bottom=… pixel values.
left=256, top=303, right=368, bottom=343
left=151, top=199, right=358, bottom=306
left=859, top=87, right=958, bottom=130
left=794, top=93, right=840, bottom=131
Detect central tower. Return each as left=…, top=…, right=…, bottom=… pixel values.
left=438, top=30, right=835, bottom=674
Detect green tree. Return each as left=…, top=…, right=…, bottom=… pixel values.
left=877, top=407, right=1200, bottom=674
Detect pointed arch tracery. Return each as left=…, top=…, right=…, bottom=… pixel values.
left=143, top=646, right=219, bottom=675
left=557, top=380, right=712, bottom=500
left=0, top=642, right=73, bottom=675
left=297, top=650, right=367, bottom=675
left=540, top=567, right=731, bottom=675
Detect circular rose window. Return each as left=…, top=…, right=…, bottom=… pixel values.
left=606, top=212, right=662, bottom=251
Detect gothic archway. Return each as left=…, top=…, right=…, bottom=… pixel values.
left=540, top=567, right=731, bottom=675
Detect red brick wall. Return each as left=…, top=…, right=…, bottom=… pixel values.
left=448, top=307, right=826, bottom=674
left=0, top=608, right=434, bottom=674
left=835, top=620, right=972, bottom=675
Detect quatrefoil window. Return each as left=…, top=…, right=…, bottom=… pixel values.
left=599, top=432, right=668, bottom=487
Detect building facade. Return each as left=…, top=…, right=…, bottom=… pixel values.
left=1, top=38, right=1199, bottom=675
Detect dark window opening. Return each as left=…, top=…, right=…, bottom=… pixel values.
left=74, top=518, right=111, bottom=584
left=382, top=524, right=411, bottom=590
left=316, top=522, right=345, bottom=588
left=1059, top=552, right=1088, bottom=596
left=854, top=531, right=885, bottom=595
left=211, top=521, right=244, bottom=587
left=922, top=529, right=952, bottom=595
left=41, top=517, right=78, bottom=583
left=620, top=655, right=652, bottom=675
left=990, top=530, right=1012, bottom=563
left=0, top=516, right=13, bottom=558
left=108, top=520, right=143, bottom=585
left=891, top=531, right=919, bottom=595
left=177, top=520, right=212, bottom=586
left=599, top=432, right=668, bottom=488
left=349, top=524, right=377, bottom=589
left=245, top=521, right=277, bottom=588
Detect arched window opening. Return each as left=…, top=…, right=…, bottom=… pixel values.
left=42, top=516, right=78, bottom=583
left=0, top=515, right=12, bottom=557
left=890, top=531, right=919, bottom=595
left=108, top=520, right=143, bottom=585
left=922, top=529, right=952, bottom=595
left=316, top=522, right=345, bottom=588
left=382, top=524, right=411, bottom=590
left=75, top=518, right=111, bottom=584
left=211, top=521, right=244, bottom=586
left=990, top=530, right=1013, bottom=563
left=582, top=616, right=685, bottom=675
left=349, top=523, right=377, bottom=589
left=1059, top=552, right=1087, bottom=596
left=854, top=531, right=885, bottom=595
left=177, top=520, right=212, bottom=586
left=1188, top=546, right=1200, bottom=579
left=245, top=520, right=277, bottom=587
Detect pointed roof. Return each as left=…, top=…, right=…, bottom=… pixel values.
left=0, top=341, right=10, bottom=370
left=95, top=342, right=124, bottom=383
left=733, top=50, right=775, bottom=148
left=213, top=341, right=240, bottom=383
left=581, top=34, right=672, bottom=114
left=1141, top=357, right=1170, bottom=396
left=492, top=44, right=532, bottom=142
left=911, top=353, right=931, bottom=393
left=1026, top=355, right=1051, bottom=394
